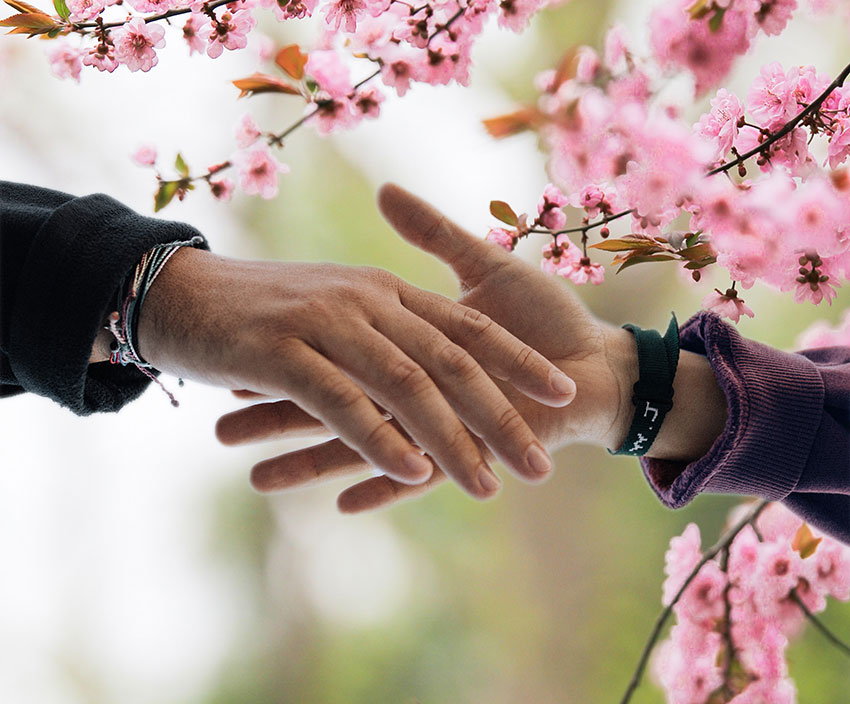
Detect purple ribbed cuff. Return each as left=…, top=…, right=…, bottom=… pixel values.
left=639, top=312, right=824, bottom=508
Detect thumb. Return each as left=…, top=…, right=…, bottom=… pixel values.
left=377, top=183, right=513, bottom=287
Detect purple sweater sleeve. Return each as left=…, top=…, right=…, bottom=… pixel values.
left=640, top=311, right=850, bottom=546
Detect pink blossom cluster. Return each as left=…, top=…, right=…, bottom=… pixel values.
left=485, top=182, right=606, bottom=285
left=650, top=0, right=798, bottom=96
left=529, top=5, right=850, bottom=319
left=652, top=503, right=850, bottom=704
left=43, top=0, right=552, bottom=89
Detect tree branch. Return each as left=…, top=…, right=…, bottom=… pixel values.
left=618, top=500, right=770, bottom=704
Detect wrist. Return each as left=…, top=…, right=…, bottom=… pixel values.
left=599, top=325, right=640, bottom=451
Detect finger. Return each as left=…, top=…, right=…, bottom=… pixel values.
left=374, top=309, right=553, bottom=482
left=338, top=469, right=450, bottom=513
left=262, top=339, right=433, bottom=485
left=231, top=389, right=270, bottom=400
left=322, top=322, right=502, bottom=499
left=401, top=287, right=576, bottom=406
left=377, top=183, right=513, bottom=288
left=216, top=400, right=329, bottom=446
left=251, top=438, right=369, bottom=492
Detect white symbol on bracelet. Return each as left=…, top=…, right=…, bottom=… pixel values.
left=644, top=403, right=659, bottom=423
left=630, top=433, right=648, bottom=453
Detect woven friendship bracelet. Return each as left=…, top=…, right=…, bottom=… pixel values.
left=609, top=313, right=680, bottom=457
left=107, top=235, right=204, bottom=406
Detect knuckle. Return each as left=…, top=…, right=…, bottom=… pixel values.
left=389, top=359, right=433, bottom=396
left=494, top=406, right=525, bottom=437
left=322, top=380, right=362, bottom=412
left=363, top=418, right=394, bottom=451
left=437, top=343, right=479, bottom=381
left=443, top=424, right=472, bottom=456
left=456, top=306, right=494, bottom=339
left=511, top=344, right=536, bottom=373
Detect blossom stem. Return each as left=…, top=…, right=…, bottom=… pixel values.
left=788, top=589, right=850, bottom=658
left=618, top=500, right=770, bottom=704
left=708, top=58, right=850, bottom=177
left=74, top=0, right=234, bottom=31
left=719, top=545, right=737, bottom=698
left=528, top=208, right=633, bottom=237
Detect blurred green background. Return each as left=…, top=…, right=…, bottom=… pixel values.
left=1, top=0, right=849, bottom=702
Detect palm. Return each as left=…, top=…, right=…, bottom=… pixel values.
left=455, top=252, right=619, bottom=450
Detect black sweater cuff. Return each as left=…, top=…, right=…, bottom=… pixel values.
left=8, top=193, right=207, bottom=415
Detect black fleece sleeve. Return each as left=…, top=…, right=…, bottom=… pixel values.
left=0, top=181, right=207, bottom=415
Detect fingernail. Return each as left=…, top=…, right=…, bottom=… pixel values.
left=526, top=443, right=552, bottom=475
left=478, top=465, right=501, bottom=493
left=550, top=370, right=576, bottom=397
left=403, top=451, right=432, bottom=480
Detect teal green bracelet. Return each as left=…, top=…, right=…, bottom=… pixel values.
left=609, top=313, right=680, bottom=457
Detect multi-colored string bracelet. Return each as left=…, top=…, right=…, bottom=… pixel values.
left=107, top=235, right=205, bottom=407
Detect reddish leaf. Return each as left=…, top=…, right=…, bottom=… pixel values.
left=615, top=253, right=676, bottom=273
left=551, top=47, right=580, bottom=91
left=232, top=73, right=301, bottom=99
left=3, top=0, right=43, bottom=13
left=792, top=523, right=822, bottom=559
left=482, top=108, right=541, bottom=139
left=275, top=44, right=308, bottom=80
left=590, top=235, right=663, bottom=252
left=0, top=11, right=56, bottom=32
left=489, top=200, right=518, bottom=227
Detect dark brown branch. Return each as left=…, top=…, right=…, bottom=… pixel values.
left=618, top=500, right=770, bottom=704
left=707, top=59, right=850, bottom=176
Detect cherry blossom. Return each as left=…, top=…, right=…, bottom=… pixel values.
left=132, top=144, right=158, bottom=166
left=234, top=143, right=289, bottom=199
left=206, top=9, right=256, bottom=59
left=702, top=288, right=755, bottom=323
left=47, top=44, right=83, bottom=83
left=112, top=18, right=166, bottom=73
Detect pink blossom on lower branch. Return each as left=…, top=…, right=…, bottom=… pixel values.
left=132, top=144, right=158, bottom=166
left=653, top=502, right=850, bottom=704
left=112, top=18, right=166, bottom=73
left=47, top=44, right=83, bottom=83
left=234, top=143, right=289, bottom=199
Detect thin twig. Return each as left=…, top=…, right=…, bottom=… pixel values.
left=618, top=500, right=770, bottom=704
left=74, top=0, right=234, bottom=30
left=789, top=589, right=850, bottom=658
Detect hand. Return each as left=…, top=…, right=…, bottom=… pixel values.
left=216, top=184, right=637, bottom=507
left=216, top=185, right=728, bottom=511
left=136, top=246, right=578, bottom=498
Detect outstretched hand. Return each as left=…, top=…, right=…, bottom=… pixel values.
left=216, top=184, right=643, bottom=510
left=135, top=209, right=582, bottom=499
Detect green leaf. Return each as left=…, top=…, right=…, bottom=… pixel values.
left=489, top=200, right=518, bottom=227
left=615, top=254, right=676, bottom=273
left=174, top=153, right=189, bottom=178
left=687, top=0, right=711, bottom=19
left=708, top=7, right=725, bottom=32
left=154, top=181, right=179, bottom=212
left=685, top=232, right=701, bottom=248
left=52, top=0, right=68, bottom=20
